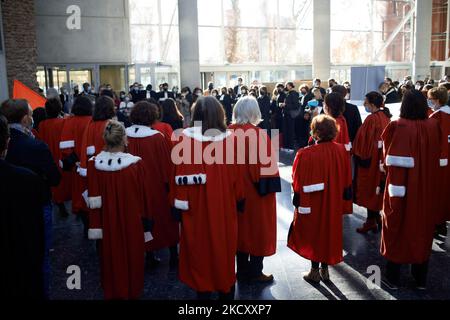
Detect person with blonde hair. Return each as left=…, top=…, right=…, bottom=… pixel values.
left=288, top=115, right=352, bottom=283
left=86, top=120, right=154, bottom=299
left=229, top=96, right=281, bottom=283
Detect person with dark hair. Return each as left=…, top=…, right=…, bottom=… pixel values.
left=353, top=92, right=391, bottom=234
left=60, top=96, right=93, bottom=224
left=77, top=96, right=116, bottom=233
left=331, top=85, right=362, bottom=142
left=127, top=101, right=179, bottom=268
left=257, top=86, right=271, bottom=133
left=281, top=82, right=300, bottom=150
left=427, top=87, right=450, bottom=237
left=193, top=87, right=203, bottom=104
left=220, top=86, right=233, bottom=125
left=229, top=97, right=281, bottom=284
left=323, top=93, right=351, bottom=152
left=0, top=99, right=61, bottom=299
left=0, top=114, right=46, bottom=299
left=146, top=84, right=158, bottom=100
left=270, top=83, right=286, bottom=137
left=311, top=78, right=327, bottom=97
left=172, top=96, right=244, bottom=300
left=288, top=115, right=352, bottom=284
left=234, top=77, right=244, bottom=97
left=161, top=98, right=184, bottom=131
left=31, top=107, right=47, bottom=139
left=86, top=120, right=153, bottom=299
left=157, top=82, right=175, bottom=103
left=299, top=84, right=313, bottom=108
left=39, top=98, right=71, bottom=217
left=380, top=89, right=441, bottom=289
left=380, top=82, right=401, bottom=104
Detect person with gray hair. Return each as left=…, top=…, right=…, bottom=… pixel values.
left=232, top=95, right=262, bottom=126
left=229, top=96, right=281, bottom=284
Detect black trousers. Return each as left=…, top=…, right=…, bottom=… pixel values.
left=386, top=260, right=429, bottom=286
left=282, top=115, right=296, bottom=149
left=368, top=209, right=380, bottom=219
left=236, top=251, right=264, bottom=278
left=311, top=261, right=328, bottom=269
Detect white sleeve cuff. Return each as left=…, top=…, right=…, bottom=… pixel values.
left=88, top=228, right=103, bottom=240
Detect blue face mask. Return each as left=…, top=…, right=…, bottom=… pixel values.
left=427, top=99, right=436, bottom=109
left=308, top=100, right=319, bottom=108
left=364, top=105, right=371, bottom=113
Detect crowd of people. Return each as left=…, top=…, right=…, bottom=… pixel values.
left=0, top=73, right=449, bottom=300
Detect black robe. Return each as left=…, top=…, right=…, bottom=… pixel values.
left=0, top=159, right=45, bottom=298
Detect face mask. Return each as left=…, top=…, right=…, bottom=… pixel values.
left=242, top=90, right=247, bottom=94
left=307, top=100, right=319, bottom=108
left=196, top=92, right=202, bottom=96
left=314, top=82, right=320, bottom=88
left=87, top=86, right=91, bottom=92
left=364, top=105, right=372, bottom=113
left=120, top=95, right=125, bottom=99
left=125, top=97, right=130, bottom=102
left=427, top=99, right=436, bottom=110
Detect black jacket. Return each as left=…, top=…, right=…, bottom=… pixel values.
left=384, top=88, right=401, bottom=104
left=220, top=94, right=233, bottom=124
left=343, top=102, right=363, bottom=142
left=285, top=90, right=301, bottom=117
left=258, top=95, right=272, bottom=130
left=6, top=128, right=61, bottom=204
left=157, top=90, right=175, bottom=102
left=0, top=159, right=45, bottom=299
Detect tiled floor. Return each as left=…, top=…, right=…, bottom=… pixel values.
left=49, top=152, right=450, bottom=300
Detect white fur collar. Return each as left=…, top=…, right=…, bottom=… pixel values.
left=93, top=151, right=141, bottom=172
left=126, top=125, right=162, bottom=138
left=438, top=105, right=450, bottom=115
left=183, top=127, right=231, bottom=142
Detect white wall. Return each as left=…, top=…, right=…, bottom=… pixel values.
left=35, top=0, right=131, bottom=64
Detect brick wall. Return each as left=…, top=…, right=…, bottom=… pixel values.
left=1, top=0, right=39, bottom=95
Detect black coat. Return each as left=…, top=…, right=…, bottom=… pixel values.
left=0, top=159, right=45, bottom=298
left=257, top=95, right=271, bottom=131
left=157, top=90, right=175, bottom=102
left=285, top=90, right=301, bottom=117
left=385, top=89, right=401, bottom=104
left=130, top=90, right=147, bottom=103
left=220, top=94, right=233, bottom=125
left=343, top=102, right=363, bottom=142
left=6, top=128, right=61, bottom=204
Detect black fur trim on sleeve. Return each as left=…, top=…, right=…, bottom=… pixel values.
left=256, top=177, right=282, bottom=196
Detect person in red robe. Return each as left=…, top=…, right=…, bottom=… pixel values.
left=38, top=98, right=71, bottom=217
left=59, top=96, right=93, bottom=219
left=172, top=96, right=245, bottom=300
left=228, top=96, right=281, bottom=283
left=428, top=87, right=450, bottom=237
left=87, top=120, right=153, bottom=300
left=127, top=101, right=179, bottom=267
left=380, top=89, right=441, bottom=289
left=353, top=92, right=392, bottom=233
left=288, top=115, right=352, bottom=283
left=77, top=96, right=116, bottom=233
left=323, top=92, right=353, bottom=214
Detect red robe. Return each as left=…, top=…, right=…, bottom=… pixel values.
left=152, top=121, right=174, bottom=147
left=126, top=125, right=179, bottom=251
left=381, top=118, right=441, bottom=264
left=38, top=118, right=71, bottom=203
left=353, top=111, right=391, bottom=211
left=228, top=123, right=280, bottom=257
left=87, top=151, right=152, bottom=300
left=288, top=142, right=352, bottom=265
left=335, top=116, right=352, bottom=152
left=60, top=115, right=92, bottom=213
left=79, top=120, right=109, bottom=177
left=172, top=127, right=244, bottom=292
left=430, top=106, right=450, bottom=222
